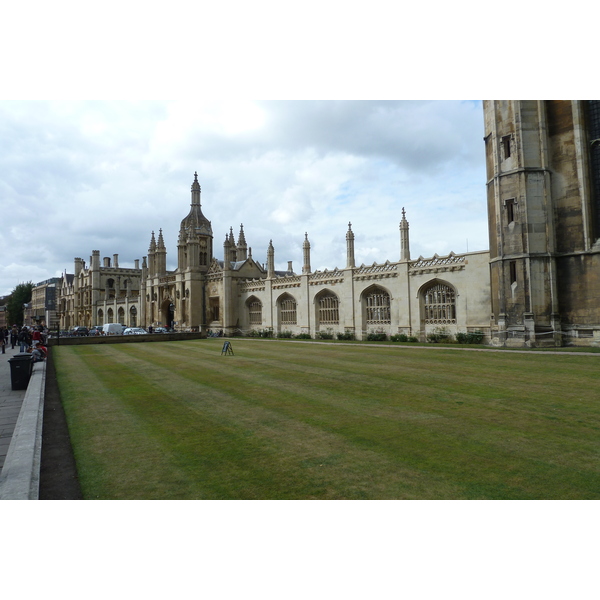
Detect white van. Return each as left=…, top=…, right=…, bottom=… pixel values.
left=102, top=323, right=125, bottom=335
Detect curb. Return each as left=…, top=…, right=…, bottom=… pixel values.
left=0, top=362, right=46, bottom=500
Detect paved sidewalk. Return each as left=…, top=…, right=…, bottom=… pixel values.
left=0, top=346, right=28, bottom=471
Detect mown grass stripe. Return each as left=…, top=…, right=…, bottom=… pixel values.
left=54, top=341, right=600, bottom=499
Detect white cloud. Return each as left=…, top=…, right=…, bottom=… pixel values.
left=0, top=100, right=488, bottom=297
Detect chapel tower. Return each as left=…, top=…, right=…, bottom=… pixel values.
left=178, top=172, right=213, bottom=272
left=484, top=100, right=600, bottom=347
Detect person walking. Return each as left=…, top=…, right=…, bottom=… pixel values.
left=18, top=327, right=29, bottom=352
left=1, top=328, right=6, bottom=354
left=10, top=325, right=18, bottom=349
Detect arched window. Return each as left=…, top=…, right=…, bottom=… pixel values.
left=97, top=308, right=104, bottom=326
left=365, top=288, right=391, bottom=324
left=107, top=308, right=114, bottom=323
left=118, top=307, right=125, bottom=324
left=130, top=306, right=137, bottom=327
left=318, top=293, right=339, bottom=324
left=279, top=295, right=297, bottom=325
left=423, top=282, right=456, bottom=324
left=247, top=298, right=262, bottom=326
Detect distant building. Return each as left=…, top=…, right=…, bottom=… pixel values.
left=30, top=277, right=60, bottom=328
left=0, top=303, right=7, bottom=330
left=56, top=253, right=142, bottom=330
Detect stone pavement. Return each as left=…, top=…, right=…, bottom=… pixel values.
left=0, top=345, right=27, bottom=471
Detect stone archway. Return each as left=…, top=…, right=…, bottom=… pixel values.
left=360, top=284, right=391, bottom=333
left=418, top=279, right=457, bottom=341
left=314, top=288, right=340, bottom=332
left=160, top=298, right=175, bottom=329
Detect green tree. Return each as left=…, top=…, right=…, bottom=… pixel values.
left=6, top=282, right=33, bottom=326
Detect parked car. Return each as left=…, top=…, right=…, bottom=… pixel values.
left=154, top=327, right=169, bottom=333
left=123, top=327, right=147, bottom=335
left=89, top=326, right=103, bottom=335
left=72, top=326, right=89, bottom=336
left=103, top=323, right=125, bottom=335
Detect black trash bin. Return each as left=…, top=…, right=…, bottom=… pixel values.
left=9, top=353, right=33, bottom=390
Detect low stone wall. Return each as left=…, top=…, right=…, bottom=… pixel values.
left=47, top=332, right=206, bottom=347
left=0, top=362, right=46, bottom=500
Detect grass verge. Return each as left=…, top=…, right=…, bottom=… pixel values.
left=54, top=339, right=600, bottom=499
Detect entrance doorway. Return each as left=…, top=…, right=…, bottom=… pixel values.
left=160, top=299, right=175, bottom=329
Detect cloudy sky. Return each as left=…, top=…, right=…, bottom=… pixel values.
left=0, top=100, right=487, bottom=296
left=2, top=3, right=591, bottom=299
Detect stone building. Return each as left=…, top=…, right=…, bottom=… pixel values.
left=484, top=101, right=600, bottom=346
left=51, top=100, right=600, bottom=347
left=56, top=252, right=143, bottom=330
left=144, top=173, right=492, bottom=341
left=30, top=277, right=60, bottom=328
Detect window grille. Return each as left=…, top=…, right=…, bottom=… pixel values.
left=318, top=295, right=339, bottom=324
left=366, top=291, right=391, bottom=324
left=424, top=283, right=456, bottom=324
left=280, top=298, right=297, bottom=324
left=248, top=300, right=262, bottom=325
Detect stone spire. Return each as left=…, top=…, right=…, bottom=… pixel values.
left=267, top=240, right=275, bottom=278
left=399, top=207, right=410, bottom=261
left=223, top=233, right=232, bottom=271
left=191, top=171, right=201, bottom=206
left=148, top=231, right=156, bottom=276
left=346, top=222, right=355, bottom=268
left=228, top=227, right=237, bottom=262
left=237, top=224, right=248, bottom=261
left=302, top=232, right=311, bottom=274
left=180, top=172, right=212, bottom=237
left=149, top=231, right=157, bottom=253
left=157, top=228, right=166, bottom=250
left=155, top=228, right=167, bottom=276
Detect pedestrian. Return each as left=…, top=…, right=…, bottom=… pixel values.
left=18, top=327, right=29, bottom=352
left=1, top=329, right=6, bottom=354
left=32, top=327, right=42, bottom=347
left=10, top=325, right=18, bottom=349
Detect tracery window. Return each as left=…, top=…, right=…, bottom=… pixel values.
left=423, top=283, right=456, bottom=324
left=248, top=300, right=262, bottom=325
left=280, top=296, right=297, bottom=325
left=365, top=290, right=391, bottom=324
left=318, top=294, right=339, bottom=324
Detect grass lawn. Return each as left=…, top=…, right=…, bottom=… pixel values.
left=53, top=339, right=600, bottom=499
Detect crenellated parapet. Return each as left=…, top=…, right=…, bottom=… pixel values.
left=272, top=275, right=302, bottom=289
left=354, top=261, right=399, bottom=281
left=309, top=268, right=345, bottom=286
left=409, top=252, right=466, bottom=276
